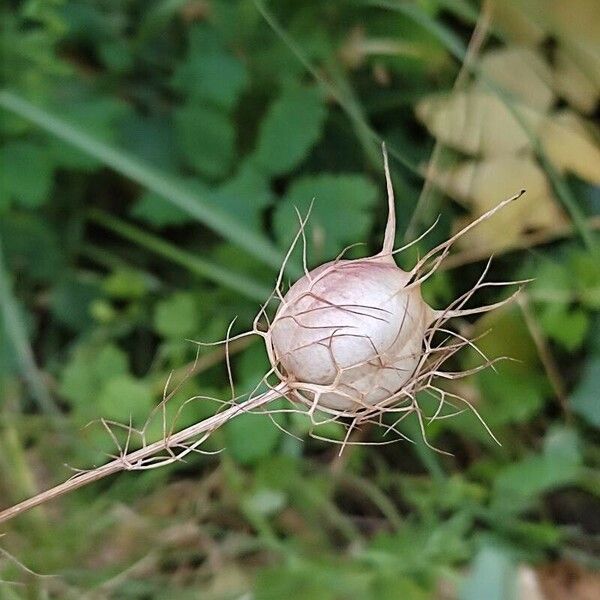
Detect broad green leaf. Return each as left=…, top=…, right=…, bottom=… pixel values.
left=50, top=276, right=102, bottom=331
left=460, top=546, right=516, bottom=600
left=208, top=163, right=273, bottom=231
left=103, top=268, right=149, bottom=300
left=96, top=375, right=154, bottom=425
left=570, top=250, right=600, bottom=309
left=131, top=179, right=210, bottom=227
left=571, top=357, right=600, bottom=428
left=225, top=410, right=282, bottom=466
left=476, top=369, right=547, bottom=428
left=171, top=24, right=247, bottom=110
left=274, top=174, right=378, bottom=262
left=0, top=141, right=54, bottom=208
left=252, top=85, right=326, bottom=176
left=492, top=427, right=582, bottom=514
left=153, top=292, right=199, bottom=339
left=130, top=190, right=192, bottom=227
left=0, top=214, right=64, bottom=282
left=0, top=91, right=289, bottom=274
left=48, top=97, right=130, bottom=171
left=174, top=102, right=235, bottom=179
left=539, top=303, right=589, bottom=351
left=119, top=113, right=179, bottom=172
left=60, top=343, right=129, bottom=410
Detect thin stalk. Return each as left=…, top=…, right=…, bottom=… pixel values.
left=0, top=90, right=292, bottom=275
left=253, top=0, right=422, bottom=178
left=0, top=386, right=285, bottom=525
left=0, top=239, right=60, bottom=418
left=89, top=209, right=271, bottom=302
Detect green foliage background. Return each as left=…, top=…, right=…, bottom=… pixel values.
left=1, top=1, right=599, bottom=598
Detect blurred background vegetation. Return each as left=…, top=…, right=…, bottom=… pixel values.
left=1, top=0, right=599, bottom=598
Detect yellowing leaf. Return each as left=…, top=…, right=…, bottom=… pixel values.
left=432, top=155, right=566, bottom=251
left=554, top=46, right=600, bottom=114
left=537, top=0, right=600, bottom=47
left=416, top=91, right=541, bottom=157
left=539, top=111, right=600, bottom=184
left=490, top=0, right=546, bottom=46
left=477, top=47, right=555, bottom=111
left=492, top=0, right=545, bottom=45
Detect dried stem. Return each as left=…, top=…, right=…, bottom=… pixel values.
left=0, top=386, right=283, bottom=525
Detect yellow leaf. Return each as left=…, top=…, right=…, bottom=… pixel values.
left=490, top=0, right=546, bottom=46
left=431, top=155, right=567, bottom=251
left=539, top=111, right=600, bottom=184
left=416, top=91, right=541, bottom=157
left=554, top=46, right=600, bottom=114
left=477, top=47, right=555, bottom=111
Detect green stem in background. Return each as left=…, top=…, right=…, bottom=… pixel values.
left=0, top=90, right=295, bottom=276
left=88, top=210, right=271, bottom=303
left=369, top=0, right=595, bottom=250
left=0, top=239, right=60, bottom=418
left=253, top=0, right=423, bottom=180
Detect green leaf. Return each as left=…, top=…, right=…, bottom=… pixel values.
left=0, top=141, right=54, bottom=208
left=130, top=190, right=192, bottom=227
left=570, top=250, right=600, bottom=309
left=50, top=276, right=102, bottom=331
left=48, top=97, right=129, bottom=171
left=174, top=102, right=235, bottom=179
left=274, top=174, right=378, bottom=261
left=0, top=91, right=290, bottom=275
left=492, top=427, right=582, bottom=514
left=225, top=410, right=282, bottom=466
left=153, top=292, right=199, bottom=339
left=96, top=375, right=154, bottom=425
left=460, top=546, right=516, bottom=600
left=60, top=343, right=129, bottom=410
left=0, top=314, right=18, bottom=377
left=208, top=163, right=273, bottom=231
left=571, top=357, right=600, bottom=428
left=252, top=85, right=327, bottom=176
left=539, top=303, right=589, bottom=351
left=476, top=369, right=546, bottom=427
left=119, top=113, right=179, bottom=172
left=103, top=268, right=149, bottom=300
left=171, top=24, right=247, bottom=110
left=0, top=213, right=64, bottom=282
left=131, top=179, right=210, bottom=227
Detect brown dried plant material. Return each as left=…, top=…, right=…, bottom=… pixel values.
left=537, top=561, right=600, bottom=600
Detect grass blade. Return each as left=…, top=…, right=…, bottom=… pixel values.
left=0, top=239, right=60, bottom=417
left=89, top=210, right=271, bottom=302
left=0, top=90, right=292, bottom=273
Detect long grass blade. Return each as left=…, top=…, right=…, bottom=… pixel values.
left=0, top=90, right=292, bottom=273
left=0, top=239, right=60, bottom=417
left=89, top=210, right=271, bottom=302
